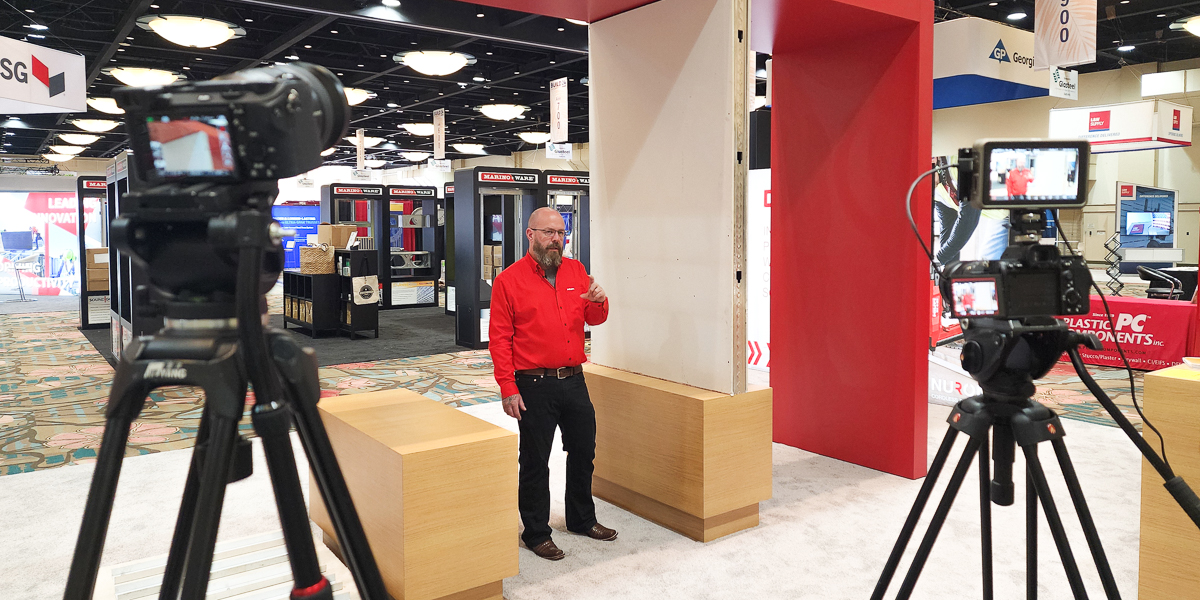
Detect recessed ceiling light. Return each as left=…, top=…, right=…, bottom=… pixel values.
left=245, top=18, right=253, bottom=22
left=386, top=102, right=399, bottom=108
left=1158, top=14, right=1167, bottom=18
left=285, top=54, right=298, bottom=60
left=182, top=66, right=190, bottom=69
left=137, top=15, right=246, bottom=47
left=331, top=30, right=338, bottom=34
left=150, top=4, right=159, bottom=7
left=25, top=9, right=34, bottom=13
left=486, top=51, right=493, bottom=55
left=383, top=0, right=401, bottom=6
left=24, top=23, right=48, bottom=30
left=305, top=45, right=312, bottom=49
left=557, top=28, right=564, bottom=31
left=472, top=76, right=486, bottom=82
left=1118, top=44, right=1135, bottom=51
left=1120, top=0, right=1129, bottom=4
left=357, top=64, right=364, bottom=67
left=476, top=13, right=485, bottom=17
left=1007, top=11, right=1027, bottom=20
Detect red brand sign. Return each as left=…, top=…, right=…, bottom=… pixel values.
left=479, top=172, right=537, bottom=184
left=548, top=176, right=578, bottom=185
left=1119, top=184, right=1134, bottom=197
left=1059, top=296, right=1194, bottom=370
left=1173, top=109, right=1181, bottom=131
left=389, top=188, right=433, bottom=196
left=332, top=186, right=381, bottom=195
left=1088, top=111, right=1111, bottom=132
left=83, top=180, right=106, bottom=189
left=445, top=186, right=454, bottom=194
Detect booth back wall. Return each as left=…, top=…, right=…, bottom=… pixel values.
left=766, top=0, right=932, bottom=478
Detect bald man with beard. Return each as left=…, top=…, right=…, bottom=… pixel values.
left=488, top=207, right=616, bottom=561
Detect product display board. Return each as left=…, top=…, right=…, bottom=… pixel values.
left=452, top=167, right=542, bottom=348
left=540, top=171, right=591, bottom=271
left=1116, top=181, right=1179, bottom=274
left=386, top=185, right=441, bottom=309
left=271, top=204, right=321, bottom=270
left=444, top=183, right=455, bottom=315
left=76, top=177, right=109, bottom=329
left=106, top=153, right=161, bottom=359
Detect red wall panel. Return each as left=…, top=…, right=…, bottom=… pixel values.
left=768, top=1, right=933, bottom=478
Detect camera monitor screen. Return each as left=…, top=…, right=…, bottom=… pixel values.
left=1126, top=212, right=1172, bottom=236
left=987, top=147, right=1081, bottom=204
left=146, top=115, right=236, bottom=179
left=950, top=278, right=1001, bottom=318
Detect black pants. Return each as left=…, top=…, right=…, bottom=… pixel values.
left=515, top=371, right=597, bottom=547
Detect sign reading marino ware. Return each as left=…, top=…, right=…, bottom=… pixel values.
left=0, top=36, right=86, bottom=113
left=1048, top=99, right=1192, bottom=153
left=1033, top=0, right=1096, bottom=71
left=933, top=17, right=1047, bottom=109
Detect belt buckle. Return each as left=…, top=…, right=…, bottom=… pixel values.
left=556, top=366, right=570, bottom=379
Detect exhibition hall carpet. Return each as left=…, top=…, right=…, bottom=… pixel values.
left=0, top=307, right=1153, bottom=477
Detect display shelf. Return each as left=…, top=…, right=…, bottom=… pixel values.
left=281, top=271, right=339, bottom=338
left=386, top=192, right=442, bottom=310
left=335, top=249, right=380, bottom=339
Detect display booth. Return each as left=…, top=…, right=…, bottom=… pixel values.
left=444, top=183, right=456, bottom=316
left=452, top=167, right=542, bottom=349
left=75, top=177, right=109, bottom=329
left=106, top=153, right=162, bottom=359
left=385, top=185, right=441, bottom=309
left=541, top=171, right=591, bottom=270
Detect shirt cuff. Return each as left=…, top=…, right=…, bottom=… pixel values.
left=500, top=381, right=520, bottom=399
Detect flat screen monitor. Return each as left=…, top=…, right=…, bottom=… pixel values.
left=146, top=114, right=236, bottom=179
left=973, top=140, right=1089, bottom=209
left=950, top=278, right=1001, bottom=318
left=0, top=231, right=34, bottom=250
left=1125, top=212, right=1172, bottom=236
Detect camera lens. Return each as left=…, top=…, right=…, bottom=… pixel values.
left=214, top=62, right=350, bottom=153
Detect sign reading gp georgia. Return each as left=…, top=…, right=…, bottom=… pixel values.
left=0, top=36, right=85, bottom=113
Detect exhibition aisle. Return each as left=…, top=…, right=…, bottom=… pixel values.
left=0, top=403, right=1141, bottom=600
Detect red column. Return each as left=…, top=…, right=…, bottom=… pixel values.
left=762, top=0, right=933, bottom=478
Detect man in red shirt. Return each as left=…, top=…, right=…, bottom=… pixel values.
left=490, top=207, right=615, bottom=561
left=1005, top=157, right=1034, bottom=200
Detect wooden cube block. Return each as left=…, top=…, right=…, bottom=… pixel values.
left=584, top=363, right=772, bottom=542
left=310, top=390, right=518, bottom=600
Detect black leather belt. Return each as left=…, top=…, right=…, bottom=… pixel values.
left=515, top=365, right=584, bottom=379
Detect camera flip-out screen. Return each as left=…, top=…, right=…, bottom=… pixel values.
left=973, top=140, right=1089, bottom=209
left=950, top=278, right=1001, bottom=318
left=146, top=114, right=236, bottom=179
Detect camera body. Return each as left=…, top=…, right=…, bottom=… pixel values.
left=114, top=62, right=346, bottom=186
left=943, top=139, right=1093, bottom=321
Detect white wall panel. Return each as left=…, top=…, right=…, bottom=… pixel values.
left=589, top=0, right=740, bottom=394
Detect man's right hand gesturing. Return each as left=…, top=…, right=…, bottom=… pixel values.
left=502, top=393, right=526, bottom=420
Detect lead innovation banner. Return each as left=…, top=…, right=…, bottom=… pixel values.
left=1034, top=0, right=1096, bottom=71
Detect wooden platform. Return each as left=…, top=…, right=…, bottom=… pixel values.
left=1139, top=365, right=1200, bottom=600
left=584, top=364, right=772, bottom=542
left=309, top=390, right=518, bottom=600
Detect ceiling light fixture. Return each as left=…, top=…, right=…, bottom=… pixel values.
left=24, top=23, right=48, bottom=30
left=344, top=136, right=385, bottom=147
left=518, top=131, right=551, bottom=144
left=73, top=119, right=121, bottom=132
left=1183, top=16, right=1200, bottom=37
left=86, top=97, right=124, bottom=114
left=49, top=145, right=86, bottom=155
left=1007, top=11, right=1027, bottom=20
left=479, top=104, right=527, bottom=121
left=383, top=0, right=401, bottom=6
left=402, top=123, right=435, bottom=136
left=344, top=88, right=377, bottom=106
left=566, top=18, right=588, bottom=25
left=137, top=15, right=245, bottom=47
left=401, top=151, right=430, bottom=161
left=103, top=66, right=182, bottom=87
left=42, top=154, right=75, bottom=163
left=59, top=133, right=101, bottom=145
left=394, top=50, right=476, bottom=76
left=453, top=143, right=487, bottom=155
left=1118, top=44, right=1135, bottom=51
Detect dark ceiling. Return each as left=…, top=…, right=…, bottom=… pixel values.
left=1, top=0, right=591, bottom=167
left=937, top=0, right=1200, bottom=72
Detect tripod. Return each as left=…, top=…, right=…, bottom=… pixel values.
left=873, top=318, right=1121, bottom=600
left=62, top=208, right=388, bottom=600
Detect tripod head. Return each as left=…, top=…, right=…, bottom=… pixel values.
left=959, top=317, right=1102, bottom=402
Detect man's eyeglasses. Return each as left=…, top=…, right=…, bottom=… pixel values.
left=531, top=228, right=567, bottom=238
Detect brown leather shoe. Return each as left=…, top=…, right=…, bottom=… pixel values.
left=529, top=539, right=565, bottom=560
left=574, top=523, right=618, bottom=541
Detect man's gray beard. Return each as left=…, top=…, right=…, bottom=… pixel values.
left=532, top=245, right=563, bottom=269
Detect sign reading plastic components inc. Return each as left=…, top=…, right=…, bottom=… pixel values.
left=0, top=36, right=86, bottom=113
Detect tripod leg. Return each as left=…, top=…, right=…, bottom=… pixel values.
left=251, top=400, right=329, bottom=597
left=176, top=414, right=240, bottom=600
left=158, top=415, right=211, bottom=600
left=979, top=435, right=994, bottom=600
left=1027, top=469, right=1038, bottom=600
left=1022, top=445, right=1090, bottom=600
left=871, top=427, right=960, bottom=600
left=894, top=435, right=985, bottom=600
left=1051, top=438, right=1122, bottom=600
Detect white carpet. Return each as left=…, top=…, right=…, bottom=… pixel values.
left=0, top=402, right=1144, bottom=600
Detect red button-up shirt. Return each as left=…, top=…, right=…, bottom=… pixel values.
left=489, top=253, right=609, bottom=398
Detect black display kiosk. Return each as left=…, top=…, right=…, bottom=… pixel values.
left=443, top=183, right=455, bottom=315
left=76, top=177, right=109, bottom=329
left=106, top=153, right=162, bottom=358
left=452, top=167, right=542, bottom=349
left=385, top=185, right=441, bottom=309
left=319, top=183, right=384, bottom=257
left=541, top=171, right=591, bottom=271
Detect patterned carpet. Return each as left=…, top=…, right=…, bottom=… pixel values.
left=0, top=309, right=1153, bottom=477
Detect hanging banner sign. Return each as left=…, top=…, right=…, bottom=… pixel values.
left=1049, top=67, right=1079, bottom=100
left=1049, top=99, right=1192, bottom=153
left=550, top=77, right=569, bottom=143
left=933, top=17, right=1047, bottom=109
left=433, top=108, right=446, bottom=160
left=1034, top=0, right=1097, bottom=71
left=0, top=36, right=86, bottom=113
left=546, top=142, right=572, bottom=160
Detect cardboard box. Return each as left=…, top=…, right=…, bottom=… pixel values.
left=492, top=245, right=504, bottom=265
left=318, top=224, right=357, bottom=248
left=86, top=268, right=108, bottom=282
left=86, top=248, right=109, bottom=266
left=483, top=249, right=493, bottom=267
